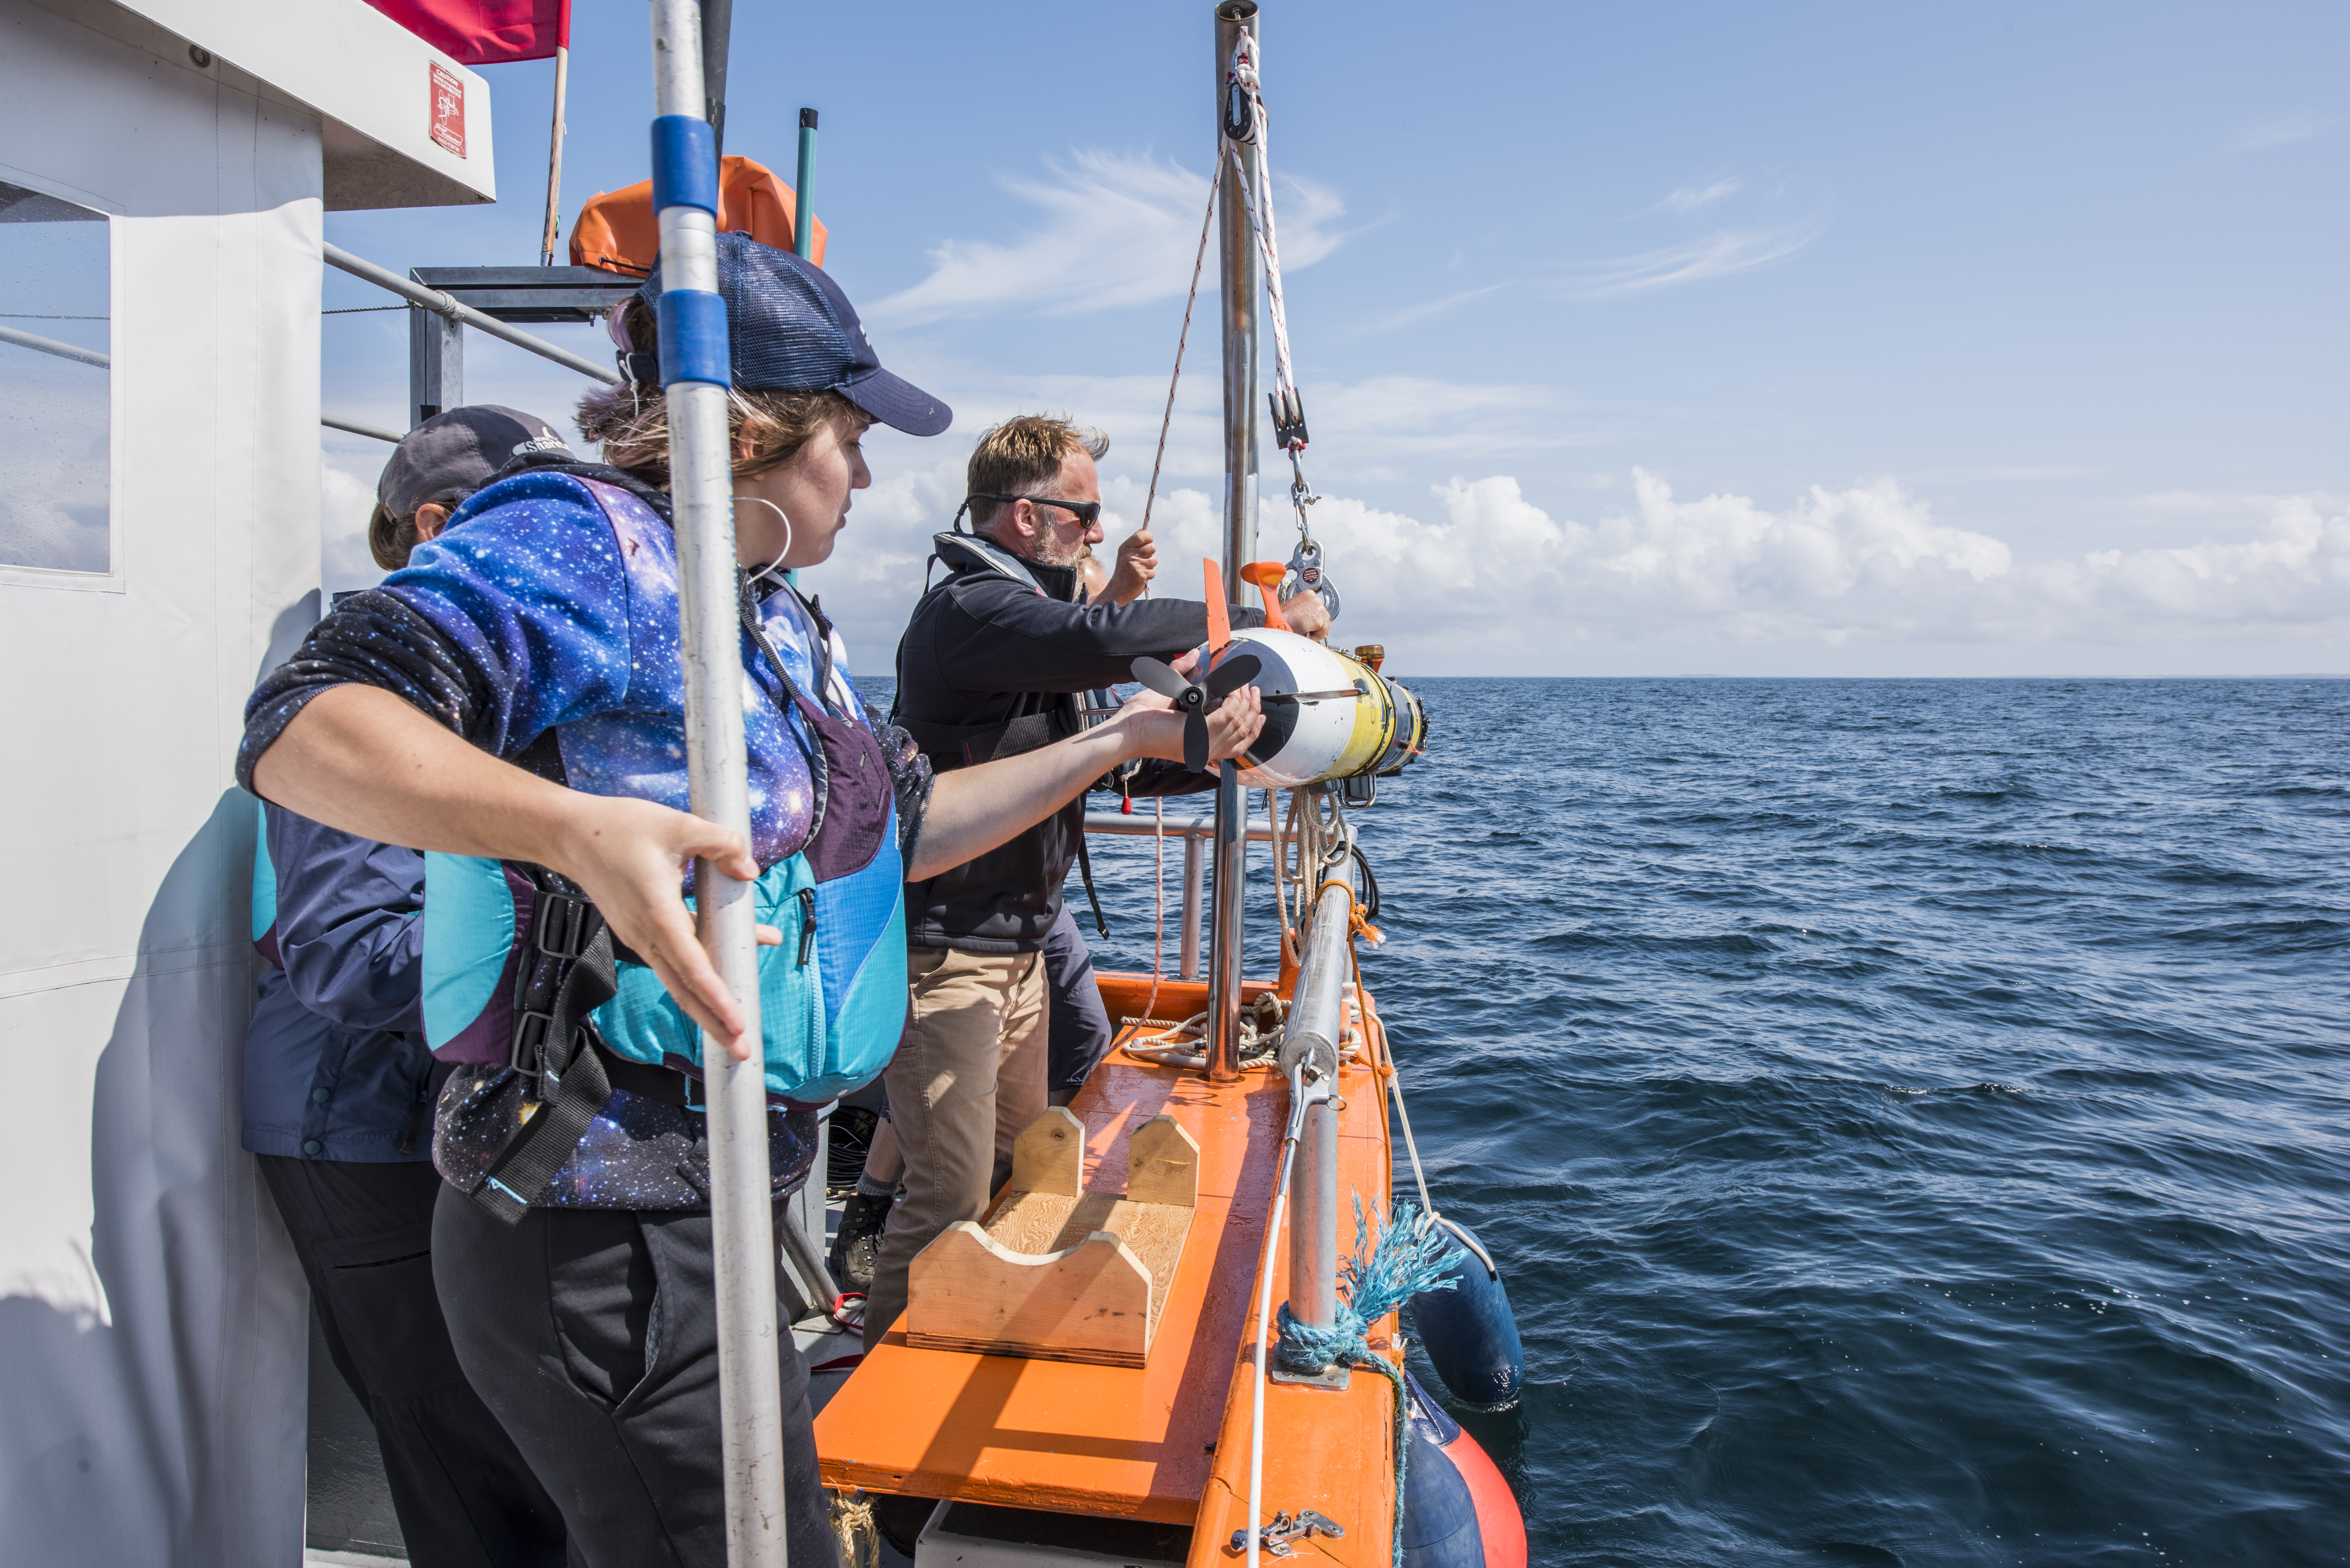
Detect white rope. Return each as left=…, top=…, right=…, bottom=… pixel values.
left=1224, top=31, right=1329, bottom=594
left=1141, top=172, right=1220, bottom=543
left=1246, top=1123, right=1302, bottom=1568
left=1225, top=34, right=1299, bottom=415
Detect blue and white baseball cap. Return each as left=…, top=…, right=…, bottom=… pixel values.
left=636, top=231, right=951, bottom=437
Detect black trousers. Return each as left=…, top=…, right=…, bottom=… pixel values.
left=257, top=1155, right=566, bottom=1568
left=433, top=1187, right=841, bottom=1568
left=1042, top=905, right=1113, bottom=1094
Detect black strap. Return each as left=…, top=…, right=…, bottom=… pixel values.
left=1072, top=810, right=1109, bottom=939
left=599, top=1038, right=702, bottom=1108
left=738, top=583, right=833, bottom=840
left=1351, top=843, right=1381, bottom=921
left=466, top=898, right=622, bottom=1225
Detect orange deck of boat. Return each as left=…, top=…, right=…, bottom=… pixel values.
left=815, top=972, right=1402, bottom=1565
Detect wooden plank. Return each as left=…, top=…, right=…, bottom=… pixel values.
left=907, top=1223, right=1153, bottom=1366
left=1098, top=1200, right=1192, bottom=1337
left=1125, top=1116, right=1200, bottom=1207
left=1010, top=1105, right=1085, bottom=1196
left=984, top=1188, right=1082, bottom=1257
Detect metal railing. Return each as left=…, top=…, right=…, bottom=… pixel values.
left=323, top=243, right=621, bottom=388
left=1082, top=808, right=1272, bottom=981
left=0, top=321, right=108, bottom=369
left=4, top=320, right=405, bottom=447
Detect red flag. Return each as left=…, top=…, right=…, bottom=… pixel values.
left=362, top=0, right=570, bottom=65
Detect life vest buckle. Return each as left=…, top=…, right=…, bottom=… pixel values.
left=532, top=890, right=602, bottom=960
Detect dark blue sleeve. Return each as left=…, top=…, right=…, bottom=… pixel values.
left=265, top=807, right=427, bottom=1035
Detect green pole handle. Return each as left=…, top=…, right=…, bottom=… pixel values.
left=794, top=108, right=817, bottom=260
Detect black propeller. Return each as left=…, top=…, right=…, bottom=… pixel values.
left=1131, top=653, right=1262, bottom=772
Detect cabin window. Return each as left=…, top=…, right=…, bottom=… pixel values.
left=0, top=179, right=110, bottom=574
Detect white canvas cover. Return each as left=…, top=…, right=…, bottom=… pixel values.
left=1, top=3, right=327, bottom=1561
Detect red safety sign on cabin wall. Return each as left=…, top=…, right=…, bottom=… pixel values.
left=429, top=63, right=466, bottom=156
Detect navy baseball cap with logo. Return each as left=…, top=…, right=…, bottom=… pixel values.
left=635, top=231, right=952, bottom=437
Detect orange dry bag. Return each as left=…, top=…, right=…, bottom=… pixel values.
left=569, top=154, right=829, bottom=276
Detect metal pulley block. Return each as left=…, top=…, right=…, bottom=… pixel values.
left=1224, top=81, right=1257, bottom=141
left=1267, top=385, right=1309, bottom=450
left=1281, top=534, right=1341, bottom=621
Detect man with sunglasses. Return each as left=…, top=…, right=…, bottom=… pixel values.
left=862, top=414, right=1326, bottom=1349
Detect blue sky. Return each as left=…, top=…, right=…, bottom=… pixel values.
left=322, top=1, right=2349, bottom=676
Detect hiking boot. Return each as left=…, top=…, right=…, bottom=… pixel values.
left=829, top=1190, right=893, bottom=1295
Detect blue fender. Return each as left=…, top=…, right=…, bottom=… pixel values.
left=1411, top=1220, right=1524, bottom=1411
left=1398, top=1424, right=1484, bottom=1568
left=1405, top=1371, right=1526, bottom=1568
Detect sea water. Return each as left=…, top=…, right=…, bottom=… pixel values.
left=1055, top=677, right=2348, bottom=1567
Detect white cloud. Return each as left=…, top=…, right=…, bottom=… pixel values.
left=1363, top=283, right=1511, bottom=334
left=865, top=149, right=1345, bottom=326
left=593, top=450, right=2350, bottom=684
left=1660, top=178, right=1741, bottom=214
left=1558, top=221, right=1824, bottom=297
left=1240, top=471, right=2350, bottom=659
left=2223, top=113, right=2330, bottom=154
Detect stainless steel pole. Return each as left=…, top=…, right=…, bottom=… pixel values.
left=699, top=0, right=732, bottom=154
left=1216, top=0, right=1262, bottom=588
left=1207, top=0, right=1262, bottom=1081
left=650, top=2, right=787, bottom=1562
left=1180, top=834, right=1205, bottom=981
left=1281, top=878, right=1355, bottom=1359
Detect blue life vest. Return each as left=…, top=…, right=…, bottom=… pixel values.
left=410, top=473, right=906, bottom=1108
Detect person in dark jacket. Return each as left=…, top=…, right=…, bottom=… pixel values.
left=246, top=405, right=574, bottom=1568
left=861, top=413, right=1326, bottom=1349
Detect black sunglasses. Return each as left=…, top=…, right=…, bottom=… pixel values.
left=970, top=493, right=1102, bottom=526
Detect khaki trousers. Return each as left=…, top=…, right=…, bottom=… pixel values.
left=861, top=946, right=1047, bottom=1350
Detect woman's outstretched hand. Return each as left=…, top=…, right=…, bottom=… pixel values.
left=550, top=795, right=766, bottom=1060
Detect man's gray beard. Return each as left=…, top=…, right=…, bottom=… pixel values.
left=1032, top=531, right=1086, bottom=569
left=988, top=518, right=1085, bottom=569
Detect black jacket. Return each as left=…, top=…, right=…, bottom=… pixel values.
left=894, top=531, right=1266, bottom=952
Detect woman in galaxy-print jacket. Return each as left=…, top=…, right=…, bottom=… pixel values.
left=238, top=235, right=1264, bottom=1566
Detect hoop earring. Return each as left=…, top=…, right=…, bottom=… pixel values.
left=735, top=494, right=793, bottom=576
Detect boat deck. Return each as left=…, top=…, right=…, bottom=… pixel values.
left=815, top=975, right=1402, bottom=1565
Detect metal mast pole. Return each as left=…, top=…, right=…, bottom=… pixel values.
left=649, top=2, right=787, bottom=1563
left=700, top=0, right=733, bottom=155
left=1207, top=0, right=1262, bottom=1082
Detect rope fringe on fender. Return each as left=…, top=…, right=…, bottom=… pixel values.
left=1274, top=1199, right=1457, bottom=1564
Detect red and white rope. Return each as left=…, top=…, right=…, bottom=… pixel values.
left=1224, top=33, right=1301, bottom=432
